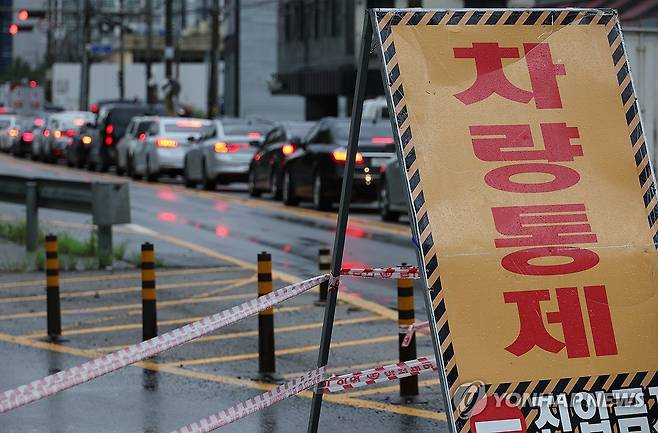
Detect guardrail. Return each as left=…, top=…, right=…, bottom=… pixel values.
left=0, top=174, right=130, bottom=266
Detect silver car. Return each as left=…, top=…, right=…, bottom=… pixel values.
left=38, top=111, right=94, bottom=162
left=0, top=115, right=20, bottom=152
left=131, top=117, right=218, bottom=182
left=116, top=116, right=158, bottom=177
left=378, top=156, right=409, bottom=222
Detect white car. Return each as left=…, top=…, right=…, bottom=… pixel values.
left=38, top=111, right=94, bottom=163
left=116, top=116, right=158, bottom=177
left=183, top=118, right=272, bottom=190
left=131, top=117, right=218, bottom=182
left=0, top=115, right=20, bottom=152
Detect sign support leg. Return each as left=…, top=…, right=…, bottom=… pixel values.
left=25, top=181, right=38, bottom=252
left=306, top=13, right=373, bottom=433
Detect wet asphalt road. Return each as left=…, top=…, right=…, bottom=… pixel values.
left=0, top=154, right=448, bottom=432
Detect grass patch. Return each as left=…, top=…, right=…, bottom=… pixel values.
left=0, top=220, right=134, bottom=270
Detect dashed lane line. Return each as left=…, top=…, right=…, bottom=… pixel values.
left=167, top=334, right=399, bottom=367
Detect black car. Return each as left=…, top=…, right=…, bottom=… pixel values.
left=248, top=121, right=315, bottom=199
left=82, top=102, right=163, bottom=171
left=281, top=117, right=395, bottom=210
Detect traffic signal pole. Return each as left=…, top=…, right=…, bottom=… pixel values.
left=207, top=0, right=219, bottom=118
left=79, top=0, right=91, bottom=111
left=164, top=0, right=174, bottom=115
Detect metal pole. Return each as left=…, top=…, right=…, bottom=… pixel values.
left=164, top=0, right=174, bottom=114
left=25, top=181, right=38, bottom=252
left=318, top=248, right=330, bottom=302
left=398, top=267, right=419, bottom=397
left=142, top=243, right=157, bottom=340
left=257, top=251, right=275, bottom=374
left=45, top=234, right=62, bottom=339
left=97, top=224, right=113, bottom=268
left=118, top=0, right=125, bottom=99
left=234, top=0, right=240, bottom=116
left=306, top=14, right=372, bottom=433
left=145, top=0, right=154, bottom=104
left=79, top=0, right=91, bottom=110
left=207, top=0, right=219, bottom=118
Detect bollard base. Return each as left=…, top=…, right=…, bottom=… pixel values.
left=313, top=300, right=327, bottom=307
left=387, top=395, right=428, bottom=406
left=41, top=336, right=68, bottom=343
left=253, top=372, right=284, bottom=384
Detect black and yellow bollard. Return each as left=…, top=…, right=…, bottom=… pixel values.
left=398, top=265, right=418, bottom=397
left=258, top=251, right=275, bottom=373
left=45, top=234, right=61, bottom=339
left=142, top=243, right=157, bottom=341
left=318, top=248, right=331, bottom=302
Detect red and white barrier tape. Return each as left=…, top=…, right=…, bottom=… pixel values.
left=171, top=368, right=326, bottom=433
left=322, top=356, right=437, bottom=393
left=0, top=274, right=329, bottom=414
left=171, top=356, right=437, bottom=433
left=340, top=266, right=420, bottom=280
left=400, top=321, right=430, bottom=348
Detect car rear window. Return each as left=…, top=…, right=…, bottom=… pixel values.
left=222, top=120, right=273, bottom=139
left=334, top=121, right=393, bottom=143
left=164, top=120, right=214, bottom=134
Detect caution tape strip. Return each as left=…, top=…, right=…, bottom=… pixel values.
left=400, top=321, right=430, bottom=348
left=0, top=274, right=329, bottom=414
left=171, top=368, right=326, bottom=433
left=321, top=356, right=437, bottom=393
left=340, top=266, right=420, bottom=279
left=171, top=356, right=437, bottom=433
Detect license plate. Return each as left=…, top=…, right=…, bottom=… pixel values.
left=370, top=157, right=391, bottom=167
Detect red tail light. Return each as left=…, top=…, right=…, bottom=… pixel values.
left=281, top=143, right=295, bottom=156
left=104, top=136, right=113, bottom=146
left=247, top=132, right=261, bottom=139
left=43, top=129, right=50, bottom=137
left=22, top=132, right=33, bottom=142
left=91, top=103, right=98, bottom=113
left=332, top=148, right=364, bottom=164
left=371, top=137, right=393, bottom=144
left=64, top=129, right=76, bottom=137
left=138, top=132, right=146, bottom=141
left=105, top=124, right=114, bottom=135
left=156, top=138, right=178, bottom=148
left=34, top=118, right=44, bottom=126
left=214, top=142, right=248, bottom=153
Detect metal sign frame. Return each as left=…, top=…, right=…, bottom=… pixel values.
left=308, top=6, right=658, bottom=433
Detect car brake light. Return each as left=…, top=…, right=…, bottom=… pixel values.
left=54, top=130, right=62, bottom=138
left=43, top=129, right=50, bottom=137
left=175, top=120, right=203, bottom=128
left=371, top=137, right=393, bottom=144
left=22, top=132, right=33, bottom=142
left=214, top=142, right=247, bottom=153
left=34, top=118, right=44, bottom=126
left=104, top=136, right=113, bottom=145
left=73, top=119, right=85, bottom=126
left=105, top=124, right=114, bottom=135
left=332, top=148, right=364, bottom=164
left=281, top=143, right=295, bottom=156
left=8, top=128, right=18, bottom=137
left=247, top=132, right=261, bottom=139
left=156, top=138, right=178, bottom=148
left=65, top=129, right=76, bottom=137
left=82, top=135, right=92, bottom=145
left=91, top=103, right=98, bottom=113
left=138, top=132, right=146, bottom=141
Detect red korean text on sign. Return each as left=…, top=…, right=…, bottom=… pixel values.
left=454, top=43, right=565, bottom=108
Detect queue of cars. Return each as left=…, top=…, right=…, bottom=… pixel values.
left=0, top=100, right=409, bottom=221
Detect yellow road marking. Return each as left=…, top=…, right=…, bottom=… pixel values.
left=0, top=329, right=445, bottom=421
left=0, top=292, right=256, bottom=320
left=23, top=304, right=315, bottom=338
left=168, top=334, right=398, bottom=366
left=0, top=276, right=253, bottom=304
left=346, top=378, right=440, bottom=398
left=283, top=358, right=399, bottom=379
left=95, top=316, right=385, bottom=352
left=0, top=266, right=240, bottom=289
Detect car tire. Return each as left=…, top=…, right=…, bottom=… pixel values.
left=248, top=169, right=261, bottom=197
left=270, top=170, right=282, bottom=200
left=312, top=171, right=332, bottom=211
left=201, top=160, right=216, bottom=191
left=378, top=176, right=400, bottom=222
left=183, top=159, right=196, bottom=188
left=145, top=157, right=158, bottom=182
left=282, top=170, right=299, bottom=206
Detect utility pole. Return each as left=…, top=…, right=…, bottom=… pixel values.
left=164, top=0, right=174, bottom=114
left=207, top=0, right=219, bottom=118
left=145, top=0, right=155, bottom=104
left=79, top=0, right=91, bottom=110
left=234, top=0, right=240, bottom=117
left=118, top=0, right=125, bottom=99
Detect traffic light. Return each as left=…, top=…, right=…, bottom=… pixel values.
left=17, top=10, right=28, bottom=21
left=8, top=23, right=34, bottom=35
left=17, top=9, right=47, bottom=20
